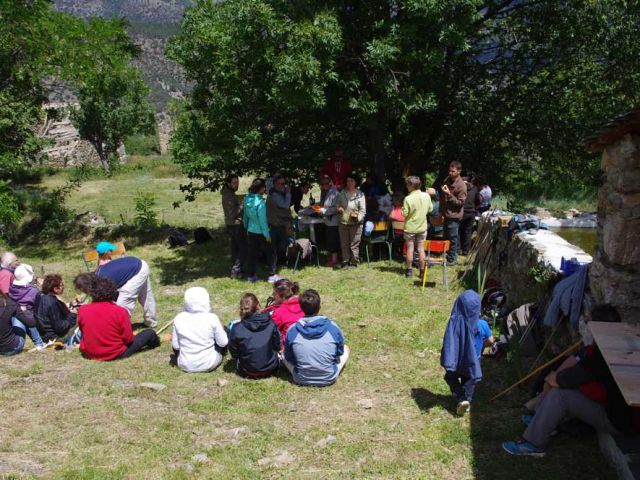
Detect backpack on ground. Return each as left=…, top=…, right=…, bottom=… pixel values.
left=193, top=227, right=212, bottom=244
left=168, top=229, right=189, bottom=249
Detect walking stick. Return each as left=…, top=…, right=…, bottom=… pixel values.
left=490, top=340, right=582, bottom=401
left=156, top=320, right=174, bottom=335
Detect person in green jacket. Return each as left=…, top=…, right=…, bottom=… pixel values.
left=243, top=178, right=278, bottom=283
left=402, top=176, right=433, bottom=278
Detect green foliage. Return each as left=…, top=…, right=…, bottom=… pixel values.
left=133, top=191, right=159, bottom=228
left=0, top=181, right=22, bottom=238
left=124, top=134, right=161, bottom=156
left=168, top=0, right=640, bottom=199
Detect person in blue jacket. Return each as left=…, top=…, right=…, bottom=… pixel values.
left=283, top=289, right=350, bottom=386
left=440, top=290, right=483, bottom=415
left=243, top=178, right=277, bottom=283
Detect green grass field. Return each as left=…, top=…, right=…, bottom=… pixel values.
left=0, top=159, right=613, bottom=479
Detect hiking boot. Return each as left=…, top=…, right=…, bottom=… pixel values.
left=247, top=275, right=260, bottom=283
left=405, top=268, right=413, bottom=278
left=267, top=274, right=282, bottom=283
left=456, top=400, right=471, bottom=415
left=502, top=440, right=546, bottom=458
left=348, top=262, right=358, bottom=269
left=338, top=262, right=350, bottom=270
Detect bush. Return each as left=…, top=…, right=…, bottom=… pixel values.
left=134, top=191, right=159, bottom=228
left=0, top=181, right=22, bottom=239
left=124, top=134, right=160, bottom=156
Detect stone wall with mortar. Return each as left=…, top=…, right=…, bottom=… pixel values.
left=589, top=133, right=640, bottom=324
left=473, top=216, right=592, bottom=309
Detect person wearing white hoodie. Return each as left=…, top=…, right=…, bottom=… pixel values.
left=171, top=287, right=229, bottom=373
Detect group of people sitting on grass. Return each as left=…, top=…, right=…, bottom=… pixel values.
left=0, top=247, right=349, bottom=387
left=222, top=151, right=494, bottom=282
left=170, top=278, right=348, bottom=386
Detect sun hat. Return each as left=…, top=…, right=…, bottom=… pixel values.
left=96, top=241, right=118, bottom=255
left=13, top=264, right=35, bottom=286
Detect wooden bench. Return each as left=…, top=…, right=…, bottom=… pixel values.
left=589, top=321, right=640, bottom=407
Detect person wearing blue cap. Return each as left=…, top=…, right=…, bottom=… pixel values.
left=94, top=242, right=157, bottom=327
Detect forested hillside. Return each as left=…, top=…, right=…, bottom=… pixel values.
left=54, top=0, right=190, bottom=110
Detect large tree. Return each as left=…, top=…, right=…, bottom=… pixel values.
left=167, top=0, right=640, bottom=196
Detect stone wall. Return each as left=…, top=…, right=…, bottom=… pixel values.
left=473, top=216, right=592, bottom=308
left=589, top=133, right=640, bottom=324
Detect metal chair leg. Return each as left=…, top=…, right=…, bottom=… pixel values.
left=444, top=261, right=448, bottom=290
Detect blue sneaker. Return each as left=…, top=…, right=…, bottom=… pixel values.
left=502, top=440, right=545, bottom=458
left=267, top=274, right=281, bottom=283
left=521, top=414, right=534, bottom=426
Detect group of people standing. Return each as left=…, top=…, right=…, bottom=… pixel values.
left=221, top=150, right=493, bottom=281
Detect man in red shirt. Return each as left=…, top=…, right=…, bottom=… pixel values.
left=320, top=148, right=353, bottom=190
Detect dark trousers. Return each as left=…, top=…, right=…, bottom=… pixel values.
left=269, top=225, right=289, bottom=273
left=444, top=371, right=476, bottom=402
left=117, top=329, right=160, bottom=359
left=226, top=225, right=247, bottom=274
left=247, top=232, right=274, bottom=276
left=444, top=218, right=460, bottom=263
left=459, top=211, right=476, bottom=255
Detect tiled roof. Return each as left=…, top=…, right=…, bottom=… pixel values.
left=584, top=108, right=640, bottom=153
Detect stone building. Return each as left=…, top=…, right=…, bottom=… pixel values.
left=585, top=109, right=640, bottom=324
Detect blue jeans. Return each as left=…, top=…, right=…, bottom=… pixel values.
left=444, top=218, right=460, bottom=263
left=1, top=318, right=28, bottom=356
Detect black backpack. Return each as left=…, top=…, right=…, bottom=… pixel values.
left=168, top=229, right=189, bottom=248
left=193, top=227, right=212, bottom=244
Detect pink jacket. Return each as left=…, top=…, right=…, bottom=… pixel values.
left=268, top=296, right=304, bottom=345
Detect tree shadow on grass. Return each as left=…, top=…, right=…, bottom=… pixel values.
left=411, top=387, right=457, bottom=415
left=153, top=229, right=232, bottom=285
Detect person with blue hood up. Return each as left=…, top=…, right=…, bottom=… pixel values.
left=243, top=178, right=279, bottom=283
left=283, top=289, right=349, bottom=386
left=440, top=289, right=483, bottom=415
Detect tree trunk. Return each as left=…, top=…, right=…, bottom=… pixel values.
left=366, top=111, right=387, bottom=182
left=92, top=140, right=111, bottom=174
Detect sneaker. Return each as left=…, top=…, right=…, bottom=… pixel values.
left=347, top=262, right=358, bottom=269
left=456, top=400, right=471, bottom=415
left=338, top=262, right=350, bottom=270
left=34, top=340, right=55, bottom=352
left=521, top=414, right=534, bottom=426
left=502, top=440, right=546, bottom=457
left=445, top=260, right=457, bottom=266
left=144, top=319, right=158, bottom=328
left=405, top=268, right=413, bottom=278
left=267, top=274, right=281, bottom=283
left=247, top=275, right=260, bottom=283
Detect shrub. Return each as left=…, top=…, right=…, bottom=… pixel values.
left=134, top=191, right=159, bottom=228
left=124, top=134, right=160, bottom=156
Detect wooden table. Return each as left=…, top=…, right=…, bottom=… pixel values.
left=589, top=321, right=640, bottom=407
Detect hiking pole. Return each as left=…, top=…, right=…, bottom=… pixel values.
left=156, top=320, right=174, bottom=335
left=490, top=340, right=582, bottom=401
left=526, top=318, right=562, bottom=374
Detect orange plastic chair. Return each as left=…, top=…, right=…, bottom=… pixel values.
left=82, top=241, right=127, bottom=271
left=421, top=240, right=450, bottom=290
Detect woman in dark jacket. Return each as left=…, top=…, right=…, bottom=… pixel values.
left=228, top=293, right=281, bottom=378
left=35, top=274, right=78, bottom=343
left=0, top=292, right=34, bottom=356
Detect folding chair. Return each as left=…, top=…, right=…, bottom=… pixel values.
left=82, top=241, right=126, bottom=271
left=292, top=242, right=320, bottom=270
left=421, top=240, right=450, bottom=290
left=363, top=220, right=393, bottom=266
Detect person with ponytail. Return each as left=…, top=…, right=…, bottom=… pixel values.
left=228, top=293, right=281, bottom=378
left=263, top=279, right=303, bottom=345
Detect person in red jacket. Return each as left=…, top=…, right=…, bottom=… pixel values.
left=263, top=278, right=304, bottom=346
left=74, top=273, right=159, bottom=361
left=320, top=148, right=353, bottom=190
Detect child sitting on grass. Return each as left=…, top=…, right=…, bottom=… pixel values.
left=171, top=287, right=228, bottom=373
left=440, top=290, right=483, bottom=416
left=8, top=264, right=47, bottom=350
left=228, top=293, right=281, bottom=378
